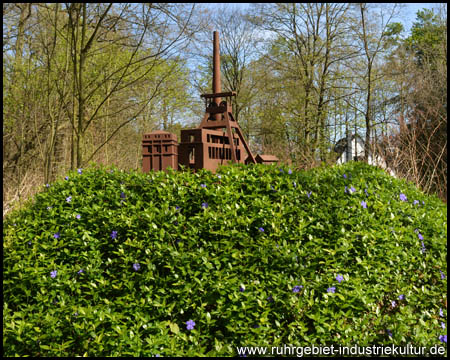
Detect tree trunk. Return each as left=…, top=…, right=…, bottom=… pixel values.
left=360, top=3, right=372, bottom=162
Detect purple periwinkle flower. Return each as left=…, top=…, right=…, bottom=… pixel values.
left=345, top=186, right=348, bottom=193
left=439, top=335, right=447, bottom=343
left=398, top=294, right=405, bottom=300
left=111, top=230, right=118, bottom=239
left=120, top=192, right=126, bottom=199
left=65, top=176, right=69, bottom=180
left=327, top=287, right=336, bottom=293
left=201, top=202, right=208, bottom=209
left=343, top=174, right=347, bottom=179
left=293, top=285, right=303, bottom=293
left=201, top=183, right=207, bottom=188
left=365, top=188, right=368, bottom=196
left=387, top=329, right=393, bottom=338
left=349, top=186, right=356, bottom=194
left=77, top=269, right=84, bottom=274
left=440, top=308, right=444, bottom=317
left=440, top=271, right=446, bottom=279
left=50, top=270, right=57, bottom=278
left=391, top=300, right=397, bottom=308
left=47, top=206, right=52, bottom=210
left=279, top=168, right=283, bottom=173
left=54, top=232, right=60, bottom=239
left=418, top=233, right=424, bottom=241
left=441, top=322, right=446, bottom=330
left=293, top=181, right=296, bottom=187
left=307, top=191, right=311, bottom=198
left=45, top=183, right=50, bottom=188
left=421, top=241, right=426, bottom=253
left=413, top=200, right=419, bottom=205
left=133, top=263, right=141, bottom=271
left=422, top=201, right=425, bottom=205
left=361, top=201, right=367, bottom=209
left=66, top=196, right=72, bottom=203
left=76, top=214, right=81, bottom=220
left=73, top=312, right=79, bottom=317
left=239, top=286, right=245, bottom=292
left=175, top=206, right=180, bottom=211
left=336, top=274, right=344, bottom=283
left=217, top=174, right=221, bottom=179
left=288, top=169, right=292, bottom=175
left=28, top=241, right=32, bottom=245
left=186, top=319, right=195, bottom=330
left=77, top=168, right=82, bottom=174
left=399, top=193, right=407, bottom=202
left=258, top=227, right=264, bottom=232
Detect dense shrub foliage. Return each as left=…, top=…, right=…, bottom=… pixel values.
left=3, top=162, right=447, bottom=356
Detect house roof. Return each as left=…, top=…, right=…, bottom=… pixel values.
left=333, top=134, right=365, bottom=155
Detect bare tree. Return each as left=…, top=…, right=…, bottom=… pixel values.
left=2, top=3, right=198, bottom=216
left=63, top=3, right=197, bottom=169
left=353, top=3, right=401, bottom=161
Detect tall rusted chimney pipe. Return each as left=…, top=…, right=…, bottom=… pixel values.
left=212, top=31, right=221, bottom=114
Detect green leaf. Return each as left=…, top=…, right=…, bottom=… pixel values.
left=170, top=322, right=179, bottom=335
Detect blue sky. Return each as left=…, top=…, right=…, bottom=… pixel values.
left=394, top=3, right=444, bottom=31
left=208, top=3, right=443, bottom=33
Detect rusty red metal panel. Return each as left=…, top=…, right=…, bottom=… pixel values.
left=142, top=131, right=178, bottom=172
left=178, top=127, right=247, bottom=172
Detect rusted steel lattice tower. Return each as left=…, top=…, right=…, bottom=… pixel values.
left=178, top=31, right=256, bottom=172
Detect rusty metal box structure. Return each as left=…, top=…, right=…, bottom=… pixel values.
left=142, top=131, right=178, bottom=172
left=255, top=154, right=279, bottom=164
left=178, top=127, right=246, bottom=171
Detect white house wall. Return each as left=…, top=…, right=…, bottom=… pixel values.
left=336, top=138, right=364, bottom=164
left=336, top=137, right=397, bottom=177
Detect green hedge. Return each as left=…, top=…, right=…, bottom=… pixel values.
left=3, top=162, right=447, bottom=356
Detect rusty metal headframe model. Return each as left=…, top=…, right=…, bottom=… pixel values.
left=143, top=31, right=266, bottom=173
left=178, top=31, right=256, bottom=172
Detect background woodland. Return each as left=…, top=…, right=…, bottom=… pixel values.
left=3, top=3, right=447, bottom=215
